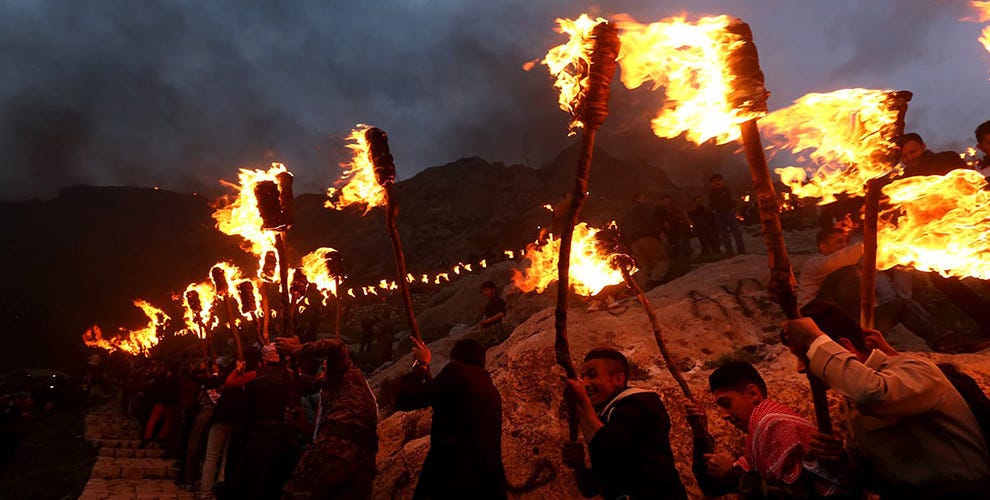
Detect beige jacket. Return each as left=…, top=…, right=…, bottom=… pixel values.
left=808, top=338, right=990, bottom=489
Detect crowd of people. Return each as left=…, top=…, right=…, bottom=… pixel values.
left=619, top=173, right=749, bottom=293
left=97, top=123, right=990, bottom=500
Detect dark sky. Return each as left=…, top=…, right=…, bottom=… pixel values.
left=1, top=0, right=986, bottom=200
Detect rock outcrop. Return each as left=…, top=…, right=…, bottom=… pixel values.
left=370, top=253, right=990, bottom=498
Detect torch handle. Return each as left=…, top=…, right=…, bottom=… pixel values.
left=260, top=282, right=272, bottom=343
left=620, top=268, right=695, bottom=400
left=222, top=296, right=245, bottom=361
left=335, top=277, right=343, bottom=340
left=275, top=233, right=292, bottom=337
left=554, top=128, right=600, bottom=442
left=383, top=184, right=422, bottom=342
left=198, top=320, right=215, bottom=361
left=740, top=118, right=832, bottom=434
left=861, top=179, right=881, bottom=331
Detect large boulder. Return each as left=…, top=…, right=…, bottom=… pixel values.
left=370, top=253, right=990, bottom=498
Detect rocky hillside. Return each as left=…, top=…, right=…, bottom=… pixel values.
left=368, top=248, right=990, bottom=499
left=3, top=139, right=720, bottom=371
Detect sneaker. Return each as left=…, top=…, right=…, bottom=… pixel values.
left=605, top=296, right=621, bottom=309
left=587, top=301, right=601, bottom=312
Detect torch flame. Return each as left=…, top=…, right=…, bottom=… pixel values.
left=183, top=281, right=217, bottom=338
left=82, top=299, right=170, bottom=355
left=762, top=89, right=904, bottom=204
left=967, top=2, right=990, bottom=54
left=512, top=222, right=627, bottom=296
left=877, top=169, right=990, bottom=279
left=613, top=14, right=766, bottom=145
left=533, top=14, right=609, bottom=134
left=300, top=247, right=341, bottom=304
left=211, top=163, right=286, bottom=274
left=326, top=124, right=386, bottom=214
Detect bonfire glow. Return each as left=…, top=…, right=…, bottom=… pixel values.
left=877, top=169, right=990, bottom=279
left=762, top=89, right=904, bottom=204
left=533, top=14, right=609, bottom=134
left=82, top=300, right=170, bottom=355
left=512, top=223, right=628, bottom=296
left=613, top=14, right=766, bottom=145
left=326, top=124, right=386, bottom=214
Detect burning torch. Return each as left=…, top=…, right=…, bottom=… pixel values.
left=534, top=15, right=620, bottom=441
left=259, top=251, right=278, bottom=342
left=185, top=289, right=212, bottom=359
left=325, top=249, right=345, bottom=339
left=211, top=265, right=245, bottom=361
left=861, top=91, right=912, bottom=330
left=365, top=126, right=423, bottom=342
left=725, top=20, right=834, bottom=434
left=236, top=279, right=264, bottom=345
left=254, top=175, right=294, bottom=338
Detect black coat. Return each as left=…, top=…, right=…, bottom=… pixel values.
left=395, top=360, right=507, bottom=500
left=589, top=390, right=687, bottom=500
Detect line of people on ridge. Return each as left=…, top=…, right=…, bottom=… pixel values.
left=135, top=298, right=990, bottom=499
left=620, top=174, right=747, bottom=292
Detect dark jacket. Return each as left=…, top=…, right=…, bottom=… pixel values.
left=902, top=150, right=967, bottom=178
left=621, top=202, right=660, bottom=243
left=589, top=389, right=687, bottom=500
left=688, top=205, right=716, bottom=229
left=709, top=186, right=736, bottom=213
left=395, top=360, right=507, bottom=500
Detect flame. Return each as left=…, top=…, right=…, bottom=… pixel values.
left=613, top=14, right=765, bottom=145
left=968, top=2, right=990, bottom=54
left=326, top=124, right=385, bottom=214
left=233, top=279, right=263, bottom=317
left=533, top=14, right=609, bottom=134
left=183, top=281, right=217, bottom=338
left=512, top=223, right=626, bottom=296
left=82, top=300, right=170, bottom=355
left=762, top=89, right=905, bottom=204
left=300, top=248, right=340, bottom=304
left=211, top=163, right=284, bottom=265
left=877, top=170, right=990, bottom=279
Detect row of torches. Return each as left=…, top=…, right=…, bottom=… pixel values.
left=85, top=9, right=990, bottom=469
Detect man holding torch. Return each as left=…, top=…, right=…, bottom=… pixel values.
left=561, top=347, right=687, bottom=500
left=274, top=336, right=378, bottom=499
left=685, top=361, right=849, bottom=498
left=782, top=303, right=990, bottom=498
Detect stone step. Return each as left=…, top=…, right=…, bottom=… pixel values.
left=98, top=447, right=166, bottom=459
left=79, top=479, right=194, bottom=500
left=89, top=456, right=178, bottom=480
left=91, top=439, right=161, bottom=449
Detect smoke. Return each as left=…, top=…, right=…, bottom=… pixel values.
left=0, top=1, right=985, bottom=200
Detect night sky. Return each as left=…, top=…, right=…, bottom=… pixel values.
left=1, top=0, right=986, bottom=201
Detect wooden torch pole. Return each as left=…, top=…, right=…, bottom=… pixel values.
left=366, top=126, right=422, bottom=342
left=211, top=266, right=244, bottom=361
left=553, top=22, right=620, bottom=442
left=727, top=20, right=832, bottom=433
left=861, top=90, right=912, bottom=331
